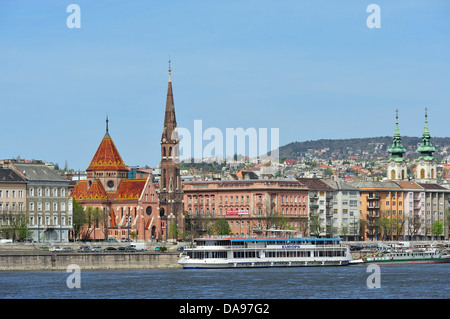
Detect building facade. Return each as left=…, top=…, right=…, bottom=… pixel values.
left=322, top=179, right=361, bottom=240
left=7, top=161, right=73, bottom=243
left=296, top=178, right=335, bottom=238
left=0, top=167, right=27, bottom=240
left=182, top=178, right=309, bottom=237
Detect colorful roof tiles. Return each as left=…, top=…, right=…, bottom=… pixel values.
left=86, top=134, right=127, bottom=171
left=114, top=179, right=147, bottom=201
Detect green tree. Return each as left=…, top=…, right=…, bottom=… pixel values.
left=169, top=221, right=180, bottom=241
left=210, top=218, right=232, bottom=236
left=72, top=200, right=86, bottom=241
left=309, top=212, right=322, bottom=237
left=432, top=221, right=443, bottom=238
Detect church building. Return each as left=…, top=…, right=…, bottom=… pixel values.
left=70, top=118, right=161, bottom=241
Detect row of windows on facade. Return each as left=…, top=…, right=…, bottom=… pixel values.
left=368, top=201, right=446, bottom=208
left=28, top=201, right=68, bottom=211
left=187, top=194, right=308, bottom=205
left=227, top=218, right=355, bottom=229
left=188, top=207, right=308, bottom=216
left=29, top=215, right=72, bottom=226
left=0, top=190, right=24, bottom=199
left=0, top=215, right=72, bottom=227
left=369, top=192, right=446, bottom=199
left=0, top=202, right=25, bottom=212
left=28, top=187, right=67, bottom=197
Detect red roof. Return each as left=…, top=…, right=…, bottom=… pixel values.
left=87, top=134, right=127, bottom=171
left=114, top=179, right=147, bottom=201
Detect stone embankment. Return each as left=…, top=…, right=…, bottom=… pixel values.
left=0, top=242, right=182, bottom=271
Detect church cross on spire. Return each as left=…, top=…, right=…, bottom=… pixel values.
left=388, top=109, right=406, bottom=161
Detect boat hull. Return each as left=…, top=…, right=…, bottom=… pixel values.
left=363, top=255, right=450, bottom=265
left=179, top=258, right=351, bottom=269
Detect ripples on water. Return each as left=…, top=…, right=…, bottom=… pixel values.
left=0, top=264, right=449, bottom=299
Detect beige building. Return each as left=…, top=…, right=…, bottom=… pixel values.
left=0, top=167, right=27, bottom=240
left=7, top=160, right=73, bottom=243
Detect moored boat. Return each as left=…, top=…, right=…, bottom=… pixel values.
left=360, top=247, right=450, bottom=265
left=178, top=236, right=353, bottom=269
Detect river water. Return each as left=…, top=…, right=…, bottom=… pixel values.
left=1, top=264, right=448, bottom=299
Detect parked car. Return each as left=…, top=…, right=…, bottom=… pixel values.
left=62, top=247, right=74, bottom=252
left=118, top=245, right=136, bottom=252
left=103, top=246, right=117, bottom=251
left=91, top=246, right=103, bottom=252
left=105, top=238, right=118, bottom=243
left=121, top=238, right=132, bottom=243
left=49, top=246, right=63, bottom=252
left=78, top=246, right=91, bottom=252
left=177, top=246, right=184, bottom=251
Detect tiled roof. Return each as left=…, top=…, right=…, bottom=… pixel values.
left=394, top=181, right=424, bottom=190
left=417, top=183, right=447, bottom=190
left=0, top=168, right=26, bottom=183
left=86, top=134, right=127, bottom=171
left=85, top=180, right=109, bottom=201
left=70, top=180, right=109, bottom=201
left=296, top=178, right=334, bottom=191
left=114, top=179, right=146, bottom=201
left=14, top=163, right=68, bottom=182
left=70, top=180, right=87, bottom=201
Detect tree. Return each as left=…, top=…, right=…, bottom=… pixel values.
left=72, top=200, right=86, bottom=241
left=309, top=212, right=322, bottom=237
left=432, top=221, right=443, bottom=239
left=210, top=218, right=232, bottom=236
left=169, top=220, right=180, bottom=241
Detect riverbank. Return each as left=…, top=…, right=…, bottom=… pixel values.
left=1, top=240, right=448, bottom=271
left=0, top=251, right=181, bottom=271
left=0, top=242, right=183, bottom=271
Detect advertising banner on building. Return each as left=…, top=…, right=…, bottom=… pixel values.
left=226, top=210, right=249, bottom=215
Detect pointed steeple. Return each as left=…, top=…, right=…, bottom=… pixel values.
left=105, top=115, right=110, bottom=138
left=388, top=109, right=406, bottom=161
left=417, top=107, right=435, bottom=160
left=87, top=118, right=127, bottom=172
left=161, top=59, right=177, bottom=143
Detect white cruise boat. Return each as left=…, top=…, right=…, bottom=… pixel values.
left=361, top=247, right=450, bottom=265
left=178, top=237, right=353, bottom=269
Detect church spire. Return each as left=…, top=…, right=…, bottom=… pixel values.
left=388, top=109, right=406, bottom=160
left=388, top=109, right=407, bottom=181
left=105, top=115, right=110, bottom=138
left=417, top=107, right=435, bottom=160
left=161, top=60, right=177, bottom=143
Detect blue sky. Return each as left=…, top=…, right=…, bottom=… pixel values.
left=1, top=1, right=449, bottom=170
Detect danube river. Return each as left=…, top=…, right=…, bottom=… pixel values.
left=1, top=263, right=448, bottom=299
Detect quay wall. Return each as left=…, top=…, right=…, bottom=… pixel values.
left=0, top=251, right=181, bottom=271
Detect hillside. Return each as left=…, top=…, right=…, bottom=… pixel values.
left=278, top=136, right=450, bottom=161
